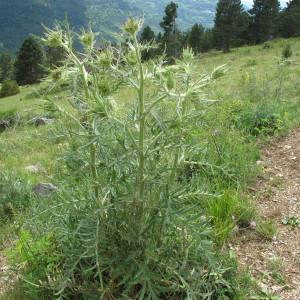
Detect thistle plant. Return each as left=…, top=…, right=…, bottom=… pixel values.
left=23, top=19, right=238, bottom=299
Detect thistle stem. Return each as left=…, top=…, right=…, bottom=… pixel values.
left=134, top=35, right=145, bottom=202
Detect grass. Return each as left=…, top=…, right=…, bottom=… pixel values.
left=0, top=125, right=62, bottom=184
left=0, top=85, right=41, bottom=115
left=0, top=36, right=300, bottom=299
left=257, top=219, right=278, bottom=240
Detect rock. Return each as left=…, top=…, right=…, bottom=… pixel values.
left=0, top=120, right=10, bottom=131
left=34, top=117, right=54, bottom=127
left=33, top=183, right=57, bottom=196
left=25, top=164, right=45, bottom=174
left=250, top=221, right=257, bottom=229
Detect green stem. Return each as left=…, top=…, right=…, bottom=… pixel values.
left=90, top=143, right=99, bottom=199
left=134, top=36, right=145, bottom=202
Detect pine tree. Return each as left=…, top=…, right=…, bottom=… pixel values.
left=14, top=35, right=45, bottom=85
left=279, top=0, right=300, bottom=37
left=140, top=26, right=156, bottom=43
left=188, top=24, right=204, bottom=53
left=0, top=51, right=13, bottom=83
left=201, top=29, right=214, bottom=52
left=160, top=2, right=180, bottom=58
left=213, top=0, right=246, bottom=52
left=249, top=0, right=280, bottom=43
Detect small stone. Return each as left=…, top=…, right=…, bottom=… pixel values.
left=25, top=164, right=44, bottom=174
left=33, top=183, right=57, bottom=196
left=250, top=221, right=257, bottom=229
left=34, top=117, right=54, bottom=127
left=0, top=120, right=10, bottom=131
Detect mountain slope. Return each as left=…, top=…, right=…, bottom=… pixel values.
left=2, top=0, right=287, bottom=51
left=0, top=0, right=218, bottom=51
left=0, top=0, right=87, bottom=50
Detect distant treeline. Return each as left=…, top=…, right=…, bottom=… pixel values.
left=140, top=0, right=300, bottom=57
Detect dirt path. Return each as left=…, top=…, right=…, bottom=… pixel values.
left=233, top=129, right=300, bottom=299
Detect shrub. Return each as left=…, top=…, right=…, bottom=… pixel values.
left=262, top=42, right=272, bottom=50
left=282, top=44, right=292, bottom=59
left=251, top=112, right=284, bottom=136
left=0, top=80, right=20, bottom=98
left=237, top=109, right=285, bottom=136
left=0, top=109, right=18, bottom=132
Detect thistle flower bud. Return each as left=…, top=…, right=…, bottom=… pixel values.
left=44, top=30, right=63, bottom=48
left=182, top=47, right=194, bottom=63
left=98, top=49, right=113, bottom=69
left=80, top=30, right=95, bottom=49
left=123, top=18, right=141, bottom=37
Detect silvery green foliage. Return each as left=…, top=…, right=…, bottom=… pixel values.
left=39, top=19, right=235, bottom=299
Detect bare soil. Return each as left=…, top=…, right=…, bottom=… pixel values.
left=233, top=129, right=300, bottom=300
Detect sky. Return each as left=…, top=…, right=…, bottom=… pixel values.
left=242, top=0, right=287, bottom=6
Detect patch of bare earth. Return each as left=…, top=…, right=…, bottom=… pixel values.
left=232, top=129, right=300, bottom=299
left=0, top=253, right=13, bottom=295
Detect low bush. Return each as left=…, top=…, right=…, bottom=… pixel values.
left=282, top=44, right=292, bottom=59
left=239, top=111, right=285, bottom=136
left=262, top=42, right=272, bottom=50
left=0, top=109, right=19, bottom=132
left=0, top=80, right=20, bottom=98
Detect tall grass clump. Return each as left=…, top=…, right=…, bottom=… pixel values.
left=282, top=44, right=292, bottom=60
left=0, top=172, right=32, bottom=222
left=9, top=20, right=244, bottom=299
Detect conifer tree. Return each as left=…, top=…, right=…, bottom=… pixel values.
left=249, top=0, right=280, bottom=43
left=188, top=24, right=204, bottom=53
left=140, top=25, right=156, bottom=43
left=14, top=35, right=45, bottom=85
left=279, top=0, right=300, bottom=37
left=0, top=51, right=13, bottom=83
left=214, top=0, right=246, bottom=52
left=201, top=29, right=214, bottom=52
left=160, top=2, right=180, bottom=58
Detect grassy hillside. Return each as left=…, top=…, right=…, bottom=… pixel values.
left=1, top=37, right=300, bottom=299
